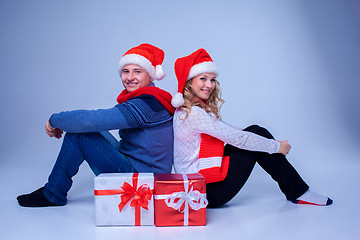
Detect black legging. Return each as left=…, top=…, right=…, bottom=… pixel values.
left=206, top=125, right=309, bottom=208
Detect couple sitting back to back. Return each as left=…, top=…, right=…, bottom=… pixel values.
left=17, top=44, right=332, bottom=208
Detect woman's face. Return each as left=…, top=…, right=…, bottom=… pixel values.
left=121, top=64, right=152, bottom=92
left=191, top=73, right=217, bottom=100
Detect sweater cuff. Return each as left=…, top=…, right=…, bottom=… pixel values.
left=48, top=114, right=56, bottom=128
left=274, top=141, right=280, bottom=153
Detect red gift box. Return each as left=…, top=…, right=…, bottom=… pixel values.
left=154, top=173, right=208, bottom=226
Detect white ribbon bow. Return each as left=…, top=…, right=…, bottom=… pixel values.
left=163, top=174, right=208, bottom=225
left=164, top=186, right=208, bottom=212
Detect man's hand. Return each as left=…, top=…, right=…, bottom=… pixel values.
left=45, top=120, right=63, bottom=139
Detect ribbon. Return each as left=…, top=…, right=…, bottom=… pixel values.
left=94, top=173, right=153, bottom=226
left=156, top=174, right=208, bottom=226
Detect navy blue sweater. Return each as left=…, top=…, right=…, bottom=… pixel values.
left=49, top=95, right=174, bottom=174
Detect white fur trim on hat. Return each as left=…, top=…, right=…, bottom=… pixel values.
left=119, top=54, right=160, bottom=80
left=187, top=61, right=218, bottom=80
left=171, top=92, right=185, bottom=108
left=155, top=65, right=166, bottom=80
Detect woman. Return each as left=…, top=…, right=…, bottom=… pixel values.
left=171, top=48, right=332, bottom=208
left=17, top=43, right=175, bottom=207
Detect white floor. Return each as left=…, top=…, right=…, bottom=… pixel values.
left=2, top=148, right=359, bottom=240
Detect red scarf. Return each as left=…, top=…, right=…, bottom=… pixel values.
left=117, top=86, right=175, bottom=115
left=198, top=134, right=230, bottom=184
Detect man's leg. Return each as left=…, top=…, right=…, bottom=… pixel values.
left=17, top=132, right=134, bottom=207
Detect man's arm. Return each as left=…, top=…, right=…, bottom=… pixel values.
left=48, top=106, right=135, bottom=133
left=48, top=95, right=172, bottom=135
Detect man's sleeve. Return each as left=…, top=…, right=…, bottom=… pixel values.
left=49, top=106, right=140, bottom=133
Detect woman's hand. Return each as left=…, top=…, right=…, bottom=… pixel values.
left=45, top=120, right=63, bottom=139
left=276, top=140, right=291, bottom=156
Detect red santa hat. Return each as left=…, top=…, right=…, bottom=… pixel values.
left=118, top=43, right=166, bottom=81
left=172, top=48, right=218, bottom=108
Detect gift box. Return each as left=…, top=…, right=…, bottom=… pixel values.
left=94, top=173, right=154, bottom=226
left=154, top=173, right=208, bottom=226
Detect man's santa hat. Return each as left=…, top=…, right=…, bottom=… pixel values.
left=172, top=48, right=218, bottom=108
left=119, top=43, right=166, bottom=81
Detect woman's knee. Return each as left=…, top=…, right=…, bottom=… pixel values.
left=244, top=125, right=274, bottom=139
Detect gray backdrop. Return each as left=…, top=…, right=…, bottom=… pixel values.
left=1, top=0, right=359, bottom=167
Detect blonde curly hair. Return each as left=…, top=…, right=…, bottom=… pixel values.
left=179, top=78, right=224, bottom=119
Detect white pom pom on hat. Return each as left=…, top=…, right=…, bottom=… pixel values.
left=172, top=48, right=218, bottom=108
left=171, top=92, right=185, bottom=108
left=118, top=43, right=166, bottom=81
left=155, top=64, right=166, bottom=80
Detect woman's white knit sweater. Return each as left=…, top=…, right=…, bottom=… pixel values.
left=173, top=106, right=280, bottom=176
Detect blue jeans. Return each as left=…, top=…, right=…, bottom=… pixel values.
left=43, top=132, right=135, bottom=205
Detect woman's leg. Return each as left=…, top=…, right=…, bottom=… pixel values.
left=244, top=125, right=309, bottom=201
left=206, top=125, right=310, bottom=208
left=206, top=144, right=258, bottom=208
left=18, top=132, right=135, bottom=207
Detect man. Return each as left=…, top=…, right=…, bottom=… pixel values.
left=17, top=44, right=174, bottom=207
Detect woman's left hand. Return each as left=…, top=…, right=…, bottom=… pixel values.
left=276, top=140, right=291, bottom=156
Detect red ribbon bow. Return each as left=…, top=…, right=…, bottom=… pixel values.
left=95, top=173, right=153, bottom=225
left=118, top=180, right=153, bottom=212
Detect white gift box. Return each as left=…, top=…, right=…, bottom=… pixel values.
left=94, top=173, right=154, bottom=226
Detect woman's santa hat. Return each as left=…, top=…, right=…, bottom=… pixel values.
left=172, top=48, right=218, bottom=108
left=119, top=43, right=166, bottom=81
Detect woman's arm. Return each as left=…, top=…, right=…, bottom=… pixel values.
left=185, top=106, right=280, bottom=154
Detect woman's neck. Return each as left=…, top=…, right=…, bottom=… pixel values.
left=193, top=96, right=208, bottom=105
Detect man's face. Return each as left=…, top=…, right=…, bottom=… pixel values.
left=121, top=64, right=152, bottom=92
